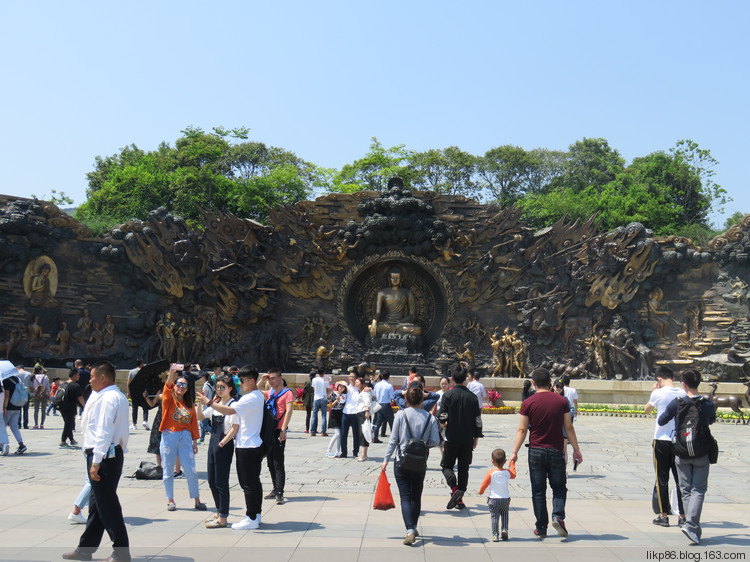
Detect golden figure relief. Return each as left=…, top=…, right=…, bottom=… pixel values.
left=73, top=309, right=92, bottom=343
left=24, top=256, right=59, bottom=308
left=369, top=267, right=422, bottom=338
left=27, top=316, right=45, bottom=349
left=51, top=322, right=71, bottom=356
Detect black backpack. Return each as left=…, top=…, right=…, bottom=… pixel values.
left=396, top=412, right=432, bottom=473
left=260, top=388, right=291, bottom=457
left=674, top=396, right=714, bottom=459
left=132, top=461, right=163, bottom=480
left=52, top=383, right=69, bottom=411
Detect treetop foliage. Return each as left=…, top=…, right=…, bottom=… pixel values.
left=76, top=129, right=731, bottom=239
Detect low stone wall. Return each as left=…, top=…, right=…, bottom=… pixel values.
left=36, top=370, right=746, bottom=410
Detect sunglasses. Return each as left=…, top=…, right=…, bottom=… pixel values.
left=175, top=382, right=188, bottom=389
left=216, top=385, right=227, bottom=391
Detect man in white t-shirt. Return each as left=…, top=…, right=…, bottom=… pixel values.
left=199, top=365, right=264, bottom=530
left=644, top=366, right=686, bottom=527
left=467, top=372, right=488, bottom=410
left=561, top=375, right=579, bottom=420
left=310, top=370, right=328, bottom=436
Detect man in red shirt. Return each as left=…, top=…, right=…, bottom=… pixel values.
left=261, top=369, right=294, bottom=505
left=510, top=368, right=582, bottom=539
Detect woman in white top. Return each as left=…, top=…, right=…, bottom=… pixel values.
left=197, top=375, right=239, bottom=528
left=354, top=378, right=374, bottom=461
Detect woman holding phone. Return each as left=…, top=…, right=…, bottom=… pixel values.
left=160, top=365, right=206, bottom=512
left=197, top=374, right=239, bottom=528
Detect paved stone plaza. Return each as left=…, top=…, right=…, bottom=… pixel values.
left=1, top=411, right=749, bottom=561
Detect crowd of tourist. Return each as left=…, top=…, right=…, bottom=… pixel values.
left=0, top=357, right=718, bottom=559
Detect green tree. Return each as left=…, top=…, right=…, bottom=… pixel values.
left=551, top=137, right=625, bottom=193
left=331, top=138, right=414, bottom=192
left=409, top=147, right=478, bottom=196
left=476, top=145, right=539, bottom=206
left=76, top=127, right=313, bottom=232
left=724, top=211, right=745, bottom=230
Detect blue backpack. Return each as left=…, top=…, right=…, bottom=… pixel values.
left=260, top=388, right=291, bottom=456
left=9, top=376, right=29, bottom=407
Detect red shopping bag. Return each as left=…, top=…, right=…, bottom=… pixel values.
left=373, top=468, right=396, bottom=511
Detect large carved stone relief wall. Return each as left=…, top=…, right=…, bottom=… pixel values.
left=1, top=188, right=749, bottom=381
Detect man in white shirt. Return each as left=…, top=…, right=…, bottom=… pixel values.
left=63, top=360, right=130, bottom=562
left=310, top=370, right=328, bottom=436
left=372, top=370, right=394, bottom=442
left=644, top=366, right=687, bottom=527
left=467, top=372, right=488, bottom=410
left=200, top=365, right=264, bottom=530
left=561, top=375, right=579, bottom=420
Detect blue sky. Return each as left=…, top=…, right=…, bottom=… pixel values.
left=1, top=1, right=747, bottom=228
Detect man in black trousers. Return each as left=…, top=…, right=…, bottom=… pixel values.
left=438, top=363, right=482, bottom=510
left=64, top=361, right=130, bottom=562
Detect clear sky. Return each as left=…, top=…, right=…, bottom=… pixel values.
left=1, top=1, right=747, bottom=228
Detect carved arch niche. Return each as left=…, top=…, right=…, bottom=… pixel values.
left=337, top=251, right=455, bottom=349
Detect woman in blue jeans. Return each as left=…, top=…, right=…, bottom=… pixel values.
left=197, top=375, right=239, bottom=528
left=381, top=386, right=440, bottom=546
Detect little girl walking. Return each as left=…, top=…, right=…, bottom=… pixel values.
left=478, top=448, right=516, bottom=542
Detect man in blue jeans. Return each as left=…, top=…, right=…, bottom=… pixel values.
left=309, top=370, right=328, bottom=436
left=510, top=367, right=582, bottom=539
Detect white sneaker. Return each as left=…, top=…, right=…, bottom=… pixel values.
left=232, top=516, right=260, bottom=530
left=1, top=443, right=9, bottom=456
left=256, top=512, right=262, bottom=524
left=129, top=425, right=137, bottom=430
left=142, top=421, right=150, bottom=430
left=68, top=512, right=87, bottom=524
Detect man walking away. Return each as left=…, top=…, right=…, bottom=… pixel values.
left=658, top=369, right=716, bottom=545
left=60, top=370, right=86, bottom=448
left=372, top=370, right=394, bottom=441
left=310, top=370, right=328, bottom=436
left=439, top=364, right=482, bottom=510
left=126, top=359, right=149, bottom=430
left=262, top=368, right=294, bottom=504
left=75, top=360, right=91, bottom=418
left=17, top=365, right=33, bottom=429
left=63, top=360, right=130, bottom=561
left=510, top=367, right=582, bottom=539
left=644, top=366, right=686, bottom=527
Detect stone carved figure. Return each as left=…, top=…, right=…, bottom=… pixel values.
left=490, top=330, right=504, bottom=377
left=369, top=267, right=422, bottom=338
left=73, top=309, right=93, bottom=343
left=102, top=314, right=116, bottom=348
left=511, top=331, right=527, bottom=377
left=90, top=322, right=103, bottom=354
left=156, top=312, right=177, bottom=360
left=29, top=262, right=58, bottom=308
left=315, top=339, right=334, bottom=371
left=27, top=316, right=44, bottom=349
left=456, top=341, right=475, bottom=373
left=606, top=316, right=637, bottom=378
left=0, top=330, right=22, bottom=359
left=51, top=322, right=71, bottom=356
left=646, top=287, right=671, bottom=339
